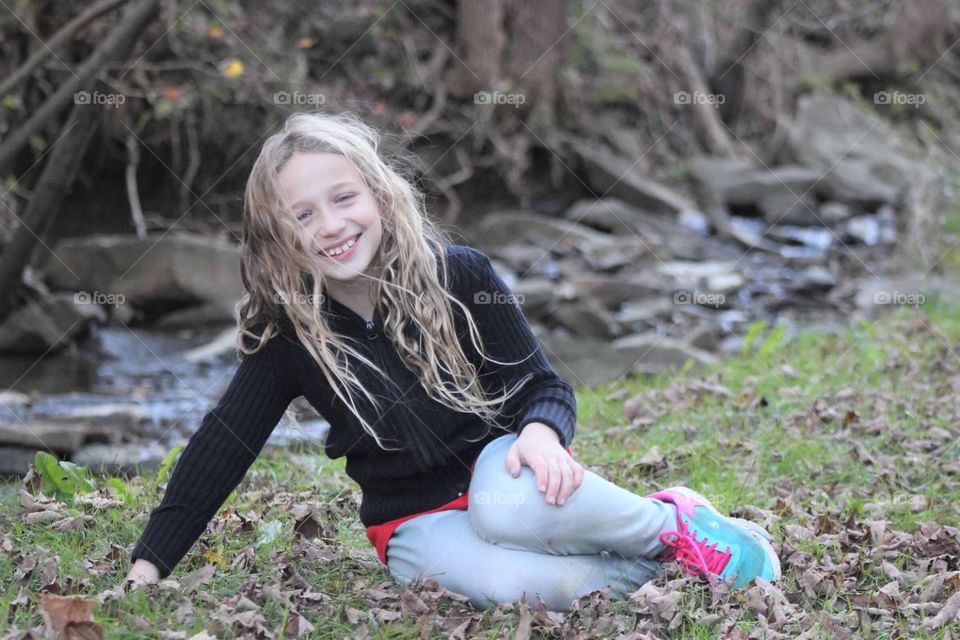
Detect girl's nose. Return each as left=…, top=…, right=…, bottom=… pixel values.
left=314, top=209, right=346, bottom=239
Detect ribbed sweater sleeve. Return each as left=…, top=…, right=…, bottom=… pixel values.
left=457, top=247, right=577, bottom=448
left=130, top=328, right=301, bottom=578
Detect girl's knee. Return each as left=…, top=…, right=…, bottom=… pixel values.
left=468, top=484, right=529, bottom=543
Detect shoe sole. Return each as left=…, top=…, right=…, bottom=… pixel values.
left=657, top=486, right=782, bottom=582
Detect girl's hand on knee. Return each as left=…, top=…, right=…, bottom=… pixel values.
left=505, top=425, right=584, bottom=507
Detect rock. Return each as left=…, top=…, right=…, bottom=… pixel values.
left=844, top=214, right=896, bottom=245
left=719, top=335, right=745, bottom=355
left=685, top=324, right=723, bottom=352
left=786, top=94, right=936, bottom=204
left=564, top=198, right=741, bottom=261
left=655, top=261, right=739, bottom=283
left=727, top=216, right=784, bottom=254
left=568, top=273, right=665, bottom=308
left=611, top=333, right=718, bottom=374
left=471, top=210, right=619, bottom=255
left=71, top=442, right=166, bottom=477
left=565, top=198, right=661, bottom=236
left=0, top=420, right=123, bottom=453
left=511, top=278, right=558, bottom=317
left=819, top=201, right=854, bottom=224
left=687, top=156, right=757, bottom=194
left=576, top=145, right=696, bottom=214
left=154, top=302, right=240, bottom=329
left=615, top=298, right=675, bottom=326
left=721, top=164, right=821, bottom=202
left=551, top=299, right=622, bottom=339
left=537, top=332, right=639, bottom=388
left=705, top=272, right=745, bottom=294
left=0, top=293, right=104, bottom=354
left=486, top=243, right=557, bottom=274
left=791, top=265, right=837, bottom=291
left=60, top=403, right=149, bottom=430
left=489, top=259, right=520, bottom=290
left=181, top=326, right=238, bottom=363
left=657, top=263, right=738, bottom=306
left=267, top=418, right=331, bottom=449
left=581, top=241, right=649, bottom=272
left=766, top=225, right=833, bottom=251
left=757, top=189, right=820, bottom=225
left=110, top=300, right=137, bottom=324
left=688, top=157, right=823, bottom=224
left=0, top=447, right=36, bottom=477
left=727, top=166, right=823, bottom=224
left=677, top=209, right=711, bottom=235
left=41, top=232, right=244, bottom=324
left=0, top=390, right=32, bottom=407
left=850, top=274, right=960, bottom=312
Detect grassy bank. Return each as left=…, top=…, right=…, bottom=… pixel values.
left=1, top=302, right=958, bottom=638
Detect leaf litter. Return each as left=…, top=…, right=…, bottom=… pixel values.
left=1, top=310, right=959, bottom=638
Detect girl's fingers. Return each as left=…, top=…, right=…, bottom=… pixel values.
left=557, top=459, right=576, bottom=505
left=545, top=457, right=563, bottom=505
left=574, top=461, right=585, bottom=490
left=530, top=456, right=548, bottom=493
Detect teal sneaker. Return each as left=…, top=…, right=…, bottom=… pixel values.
left=647, top=486, right=781, bottom=589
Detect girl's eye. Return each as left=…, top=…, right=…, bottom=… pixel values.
left=296, top=211, right=312, bottom=221
left=336, top=194, right=355, bottom=204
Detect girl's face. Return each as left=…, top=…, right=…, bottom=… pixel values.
left=278, top=151, right=384, bottom=287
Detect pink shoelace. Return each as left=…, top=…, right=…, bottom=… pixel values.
left=659, top=521, right=732, bottom=582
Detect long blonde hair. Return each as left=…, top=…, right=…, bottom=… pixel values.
left=237, top=111, right=535, bottom=461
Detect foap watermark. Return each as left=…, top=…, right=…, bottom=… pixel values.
left=474, top=90, right=526, bottom=108
left=474, top=290, right=524, bottom=306
left=74, top=291, right=125, bottom=307
left=864, top=493, right=930, bottom=513
left=673, top=290, right=725, bottom=308
left=873, top=290, right=925, bottom=307
left=674, top=90, right=725, bottom=107
left=274, top=91, right=326, bottom=106
left=874, top=91, right=925, bottom=108
left=472, top=490, right=525, bottom=506
left=273, top=291, right=326, bottom=306
left=74, top=90, right=125, bottom=108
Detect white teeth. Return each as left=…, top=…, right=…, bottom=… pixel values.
left=323, top=235, right=358, bottom=256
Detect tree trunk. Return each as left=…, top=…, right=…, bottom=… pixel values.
left=0, top=0, right=160, bottom=323
left=447, top=0, right=506, bottom=97
left=0, top=99, right=101, bottom=325
left=504, top=0, right=568, bottom=130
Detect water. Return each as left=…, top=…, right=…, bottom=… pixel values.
left=0, top=324, right=329, bottom=449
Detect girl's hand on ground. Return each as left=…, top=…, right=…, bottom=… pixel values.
left=505, top=424, right=584, bottom=507
left=124, top=559, right=160, bottom=591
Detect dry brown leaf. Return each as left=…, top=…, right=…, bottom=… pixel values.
left=40, top=594, right=103, bottom=640
left=514, top=593, right=532, bottom=640
left=283, top=610, right=315, bottom=637
left=924, top=591, right=960, bottom=631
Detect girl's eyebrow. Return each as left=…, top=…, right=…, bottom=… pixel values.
left=290, top=181, right=357, bottom=209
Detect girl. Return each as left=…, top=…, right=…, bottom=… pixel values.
left=125, top=111, right=780, bottom=612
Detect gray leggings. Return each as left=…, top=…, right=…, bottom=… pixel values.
left=386, top=433, right=677, bottom=612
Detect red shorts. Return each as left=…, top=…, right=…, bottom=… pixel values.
left=366, top=444, right=573, bottom=566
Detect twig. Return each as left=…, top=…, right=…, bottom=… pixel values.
left=432, top=147, right=474, bottom=224
left=674, top=47, right=738, bottom=157
left=0, top=0, right=127, bottom=97
left=125, top=132, right=146, bottom=239
left=0, top=0, right=161, bottom=175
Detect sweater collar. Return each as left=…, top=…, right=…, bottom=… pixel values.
left=324, top=292, right=380, bottom=327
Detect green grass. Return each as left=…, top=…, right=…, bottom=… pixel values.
left=2, top=302, right=959, bottom=638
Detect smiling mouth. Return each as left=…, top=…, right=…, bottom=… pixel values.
left=319, top=233, right=361, bottom=257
